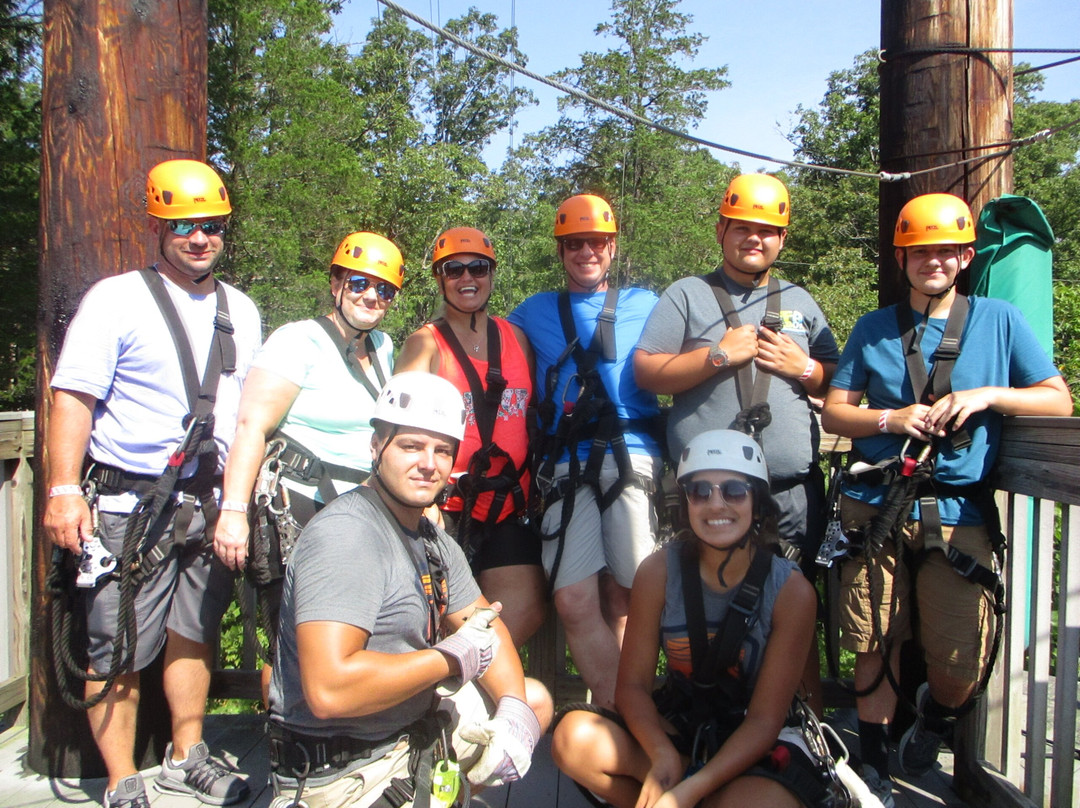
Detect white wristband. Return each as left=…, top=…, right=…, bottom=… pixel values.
left=798, top=357, right=816, bottom=382
left=49, top=485, right=83, bottom=498
left=878, top=409, right=893, bottom=434
left=220, top=499, right=249, bottom=514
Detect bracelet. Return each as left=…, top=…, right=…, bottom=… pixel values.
left=878, top=409, right=893, bottom=434
left=49, top=484, right=83, bottom=498
left=798, top=357, right=816, bottom=382
left=220, top=499, right=249, bottom=514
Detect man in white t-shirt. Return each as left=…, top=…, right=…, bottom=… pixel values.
left=44, top=160, right=262, bottom=808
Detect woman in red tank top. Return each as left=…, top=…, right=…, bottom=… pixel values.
left=396, top=227, right=547, bottom=646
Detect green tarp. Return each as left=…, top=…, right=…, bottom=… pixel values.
left=969, top=194, right=1055, bottom=359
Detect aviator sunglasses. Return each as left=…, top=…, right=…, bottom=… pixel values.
left=438, top=259, right=492, bottom=280
left=561, top=236, right=611, bottom=252
left=682, top=478, right=754, bottom=506
left=344, top=275, right=397, bottom=302
left=167, top=219, right=227, bottom=237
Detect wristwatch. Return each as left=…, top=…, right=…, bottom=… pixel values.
left=708, top=343, right=730, bottom=369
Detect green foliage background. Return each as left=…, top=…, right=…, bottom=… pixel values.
left=1, top=0, right=1078, bottom=412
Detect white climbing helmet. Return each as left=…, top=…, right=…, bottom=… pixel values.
left=676, top=429, right=770, bottom=486
left=371, top=372, right=467, bottom=443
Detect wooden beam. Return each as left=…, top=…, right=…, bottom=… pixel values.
left=878, top=0, right=1014, bottom=306
left=30, top=0, right=210, bottom=779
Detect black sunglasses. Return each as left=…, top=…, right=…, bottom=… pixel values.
left=167, top=219, right=227, bottom=237
left=345, top=275, right=397, bottom=302
left=561, top=236, right=611, bottom=252
left=438, top=259, right=492, bottom=280
left=681, top=478, right=753, bottom=506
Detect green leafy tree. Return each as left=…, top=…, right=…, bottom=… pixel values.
left=524, top=0, right=729, bottom=290
left=0, top=0, right=40, bottom=410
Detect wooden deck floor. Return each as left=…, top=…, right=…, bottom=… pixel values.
left=0, top=710, right=968, bottom=807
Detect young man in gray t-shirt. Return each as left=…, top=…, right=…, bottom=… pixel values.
left=634, top=173, right=838, bottom=714
left=267, top=372, right=552, bottom=807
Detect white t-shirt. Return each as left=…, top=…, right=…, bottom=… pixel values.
left=52, top=267, right=263, bottom=508
left=252, top=319, right=393, bottom=498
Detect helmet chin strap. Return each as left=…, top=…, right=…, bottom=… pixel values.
left=713, top=534, right=752, bottom=588
left=333, top=287, right=374, bottom=337
left=371, top=426, right=439, bottom=511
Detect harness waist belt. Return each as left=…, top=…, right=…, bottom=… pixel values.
left=267, top=722, right=400, bottom=776
left=88, top=463, right=222, bottom=497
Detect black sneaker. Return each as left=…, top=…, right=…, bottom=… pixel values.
left=154, top=741, right=250, bottom=805
left=898, top=683, right=948, bottom=776
left=104, top=774, right=151, bottom=808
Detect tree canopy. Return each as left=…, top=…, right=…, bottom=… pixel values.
left=1, top=0, right=1078, bottom=410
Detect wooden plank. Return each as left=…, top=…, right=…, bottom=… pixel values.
left=1050, top=504, right=1079, bottom=808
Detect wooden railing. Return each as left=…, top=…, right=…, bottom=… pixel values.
left=7, top=412, right=1079, bottom=806
left=951, top=417, right=1080, bottom=808
left=0, top=411, right=33, bottom=729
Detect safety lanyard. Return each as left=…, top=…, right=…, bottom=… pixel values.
left=704, top=273, right=782, bottom=414
left=313, top=316, right=388, bottom=401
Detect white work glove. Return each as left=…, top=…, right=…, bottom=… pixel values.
left=434, top=606, right=500, bottom=695
left=459, top=695, right=541, bottom=787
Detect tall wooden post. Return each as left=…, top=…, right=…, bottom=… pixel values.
left=30, top=0, right=209, bottom=778
left=878, top=0, right=1013, bottom=305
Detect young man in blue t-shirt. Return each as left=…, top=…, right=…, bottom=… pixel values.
left=822, top=193, right=1071, bottom=806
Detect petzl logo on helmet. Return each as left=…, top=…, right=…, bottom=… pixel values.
left=706, top=449, right=723, bottom=456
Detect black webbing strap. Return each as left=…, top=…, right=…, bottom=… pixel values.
left=137, top=267, right=235, bottom=561
left=896, top=294, right=971, bottom=450
left=273, top=432, right=368, bottom=505
left=680, top=541, right=774, bottom=683
left=704, top=273, right=782, bottom=441
left=313, top=315, right=389, bottom=402
left=431, top=317, right=527, bottom=554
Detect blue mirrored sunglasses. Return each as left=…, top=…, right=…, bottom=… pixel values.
left=345, top=275, right=397, bottom=302
left=167, top=219, right=227, bottom=237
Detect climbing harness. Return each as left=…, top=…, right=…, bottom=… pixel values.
left=533, top=288, right=660, bottom=590
left=840, top=296, right=1006, bottom=708
left=48, top=266, right=236, bottom=710
left=431, top=317, right=528, bottom=562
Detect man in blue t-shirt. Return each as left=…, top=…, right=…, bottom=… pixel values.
left=822, top=193, right=1071, bottom=806
left=508, top=194, right=661, bottom=710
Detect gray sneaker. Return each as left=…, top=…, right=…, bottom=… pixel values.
left=898, top=683, right=949, bottom=776
left=104, top=774, right=151, bottom=808
left=154, top=741, right=250, bottom=805
left=860, top=766, right=896, bottom=808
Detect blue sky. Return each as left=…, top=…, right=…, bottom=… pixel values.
left=333, top=0, right=1080, bottom=170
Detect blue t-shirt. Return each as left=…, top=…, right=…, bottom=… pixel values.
left=508, top=288, right=661, bottom=460
left=831, top=296, right=1060, bottom=525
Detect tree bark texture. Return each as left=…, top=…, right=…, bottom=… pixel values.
left=878, top=0, right=1014, bottom=306
left=31, top=0, right=208, bottom=777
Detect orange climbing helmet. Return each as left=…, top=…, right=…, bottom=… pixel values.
left=720, top=174, right=790, bottom=228
left=331, top=231, right=406, bottom=289
left=432, top=227, right=496, bottom=267
left=146, top=160, right=231, bottom=219
left=554, top=194, right=617, bottom=237
left=893, top=193, right=976, bottom=247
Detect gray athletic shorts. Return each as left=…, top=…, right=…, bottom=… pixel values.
left=83, top=504, right=235, bottom=672
left=540, top=453, right=660, bottom=591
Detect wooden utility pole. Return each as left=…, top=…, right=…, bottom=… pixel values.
left=30, top=0, right=209, bottom=778
left=878, top=0, right=1014, bottom=305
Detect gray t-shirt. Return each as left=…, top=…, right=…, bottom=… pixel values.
left=268, top=487, right=482, bottom=740
left=637, top=271, right=839, bottom=479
